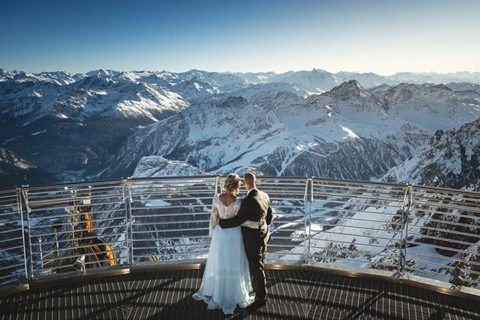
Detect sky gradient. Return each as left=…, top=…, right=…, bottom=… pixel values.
left=1, top=0, right=479, bottom=74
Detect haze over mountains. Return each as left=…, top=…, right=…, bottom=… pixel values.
left=1, top=68, right=479, bottom=190
left=234, top=69, right=480, bottom=94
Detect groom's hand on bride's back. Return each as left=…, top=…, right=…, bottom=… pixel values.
left=218, top=218, right=236, bottom=228
left=218, top=218, right=226, bottom=228
left=266, top=204, right=274, bottom=225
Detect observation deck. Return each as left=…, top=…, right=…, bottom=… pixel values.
left=1, top=176, right=480, bottom=319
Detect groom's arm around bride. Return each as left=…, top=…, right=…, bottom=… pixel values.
left=218, top=183, right=273, bottom=235
left=218, top=172, right=273, bottom=231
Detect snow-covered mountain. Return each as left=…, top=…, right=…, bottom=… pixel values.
left=0, top=70, right=191, bottom=180
left=234, top=69, right=480, bottom=93
left=117, top=69, right=248, bottom=101
left=112, top=80, right=480, bottom=183
left=383, top=117, right=480, bottom=190
left=132, top=156, right=207, bottom=178
left=446, top=82, right=480, bottom=95
left=0, top=69, right=84, bottom=85
left=389, top=72, right=480, bottom=86
left=0, top=69, right=189, bottom=124
left=1, top=68, right=480, bottom=188
left=382, top=83, right=480, bottom=131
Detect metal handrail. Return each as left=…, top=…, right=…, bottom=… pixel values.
left=0, top=176, right=479, bottom=295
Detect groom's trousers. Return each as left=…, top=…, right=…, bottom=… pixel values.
left=241, top=226, right=268, bottom=300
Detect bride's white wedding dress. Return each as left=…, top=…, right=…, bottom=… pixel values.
left=192, top=195, right=255, bottom=314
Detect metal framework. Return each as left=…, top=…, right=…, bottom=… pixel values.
left=0, top=176, right=479, bottom=295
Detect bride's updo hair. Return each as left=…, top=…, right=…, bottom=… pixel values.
left=223, top=173, right=240, bottom=194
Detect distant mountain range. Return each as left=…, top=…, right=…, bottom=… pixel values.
left=233, top=69, right=480, bottom=93
left=1, top=68, right=479, bottom=191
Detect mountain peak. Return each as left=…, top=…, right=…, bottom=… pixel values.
left=325, top=80, right=368, bottom=100
left=86, top=69, right=119, bottom=80
left=312, top=68, right=328, bottom=73
left=368, top=83, right=392, bottom=94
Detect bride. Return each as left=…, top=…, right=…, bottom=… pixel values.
left=192, top=173, right=256, bottom=314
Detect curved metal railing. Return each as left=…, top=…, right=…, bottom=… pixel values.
left=0, top=176, right=479, bottom=294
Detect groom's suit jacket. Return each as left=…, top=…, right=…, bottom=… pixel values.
left=219, top=188, right=273, bottom=232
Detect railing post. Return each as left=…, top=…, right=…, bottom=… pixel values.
left=123, top=179, right=134, bottom=267
left=309, top=178, right=314, bottom=264
left=404, top=186, right=413, bottom=274
left=20, top=186, right=34, bottom=280
left=399, top=185, right=413, bottom=276
left=304, top=178, right=313, bottom=265
left=214, top=176, right=221, bottom=195
left=38, top=237, right=44, bottom=271
left=17, top=188, right=28, bottom=282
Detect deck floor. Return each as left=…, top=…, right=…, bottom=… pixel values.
left=1, top=268, right=480, bottom=319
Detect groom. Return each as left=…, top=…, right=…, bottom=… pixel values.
left=219, top=172, right=273, bottom=310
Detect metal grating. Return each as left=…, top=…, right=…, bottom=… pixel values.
left=1, top=268, right=479, bottom=320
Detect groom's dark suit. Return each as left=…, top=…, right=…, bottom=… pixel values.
left=219, top=188, right=273, bottom=302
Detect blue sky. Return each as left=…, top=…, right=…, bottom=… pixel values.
left=1, top=0, right=479, bottom=74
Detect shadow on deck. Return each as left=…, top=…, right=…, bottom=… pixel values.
left=1, top=267, right=480, bottom=319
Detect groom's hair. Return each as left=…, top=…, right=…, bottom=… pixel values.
left=243, top=172, right=256, bottom=185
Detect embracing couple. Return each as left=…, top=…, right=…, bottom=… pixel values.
left=192, top=172, right=274, bottom=314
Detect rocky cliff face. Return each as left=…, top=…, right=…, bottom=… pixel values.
left=0, top=147, right=54, bottom=188
left=132, top=156, right=207, bottom=178
left=383, top=117, right=480, bottom=191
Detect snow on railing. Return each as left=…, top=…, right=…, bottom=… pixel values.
left=0, top=176, right=479, bottom=292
